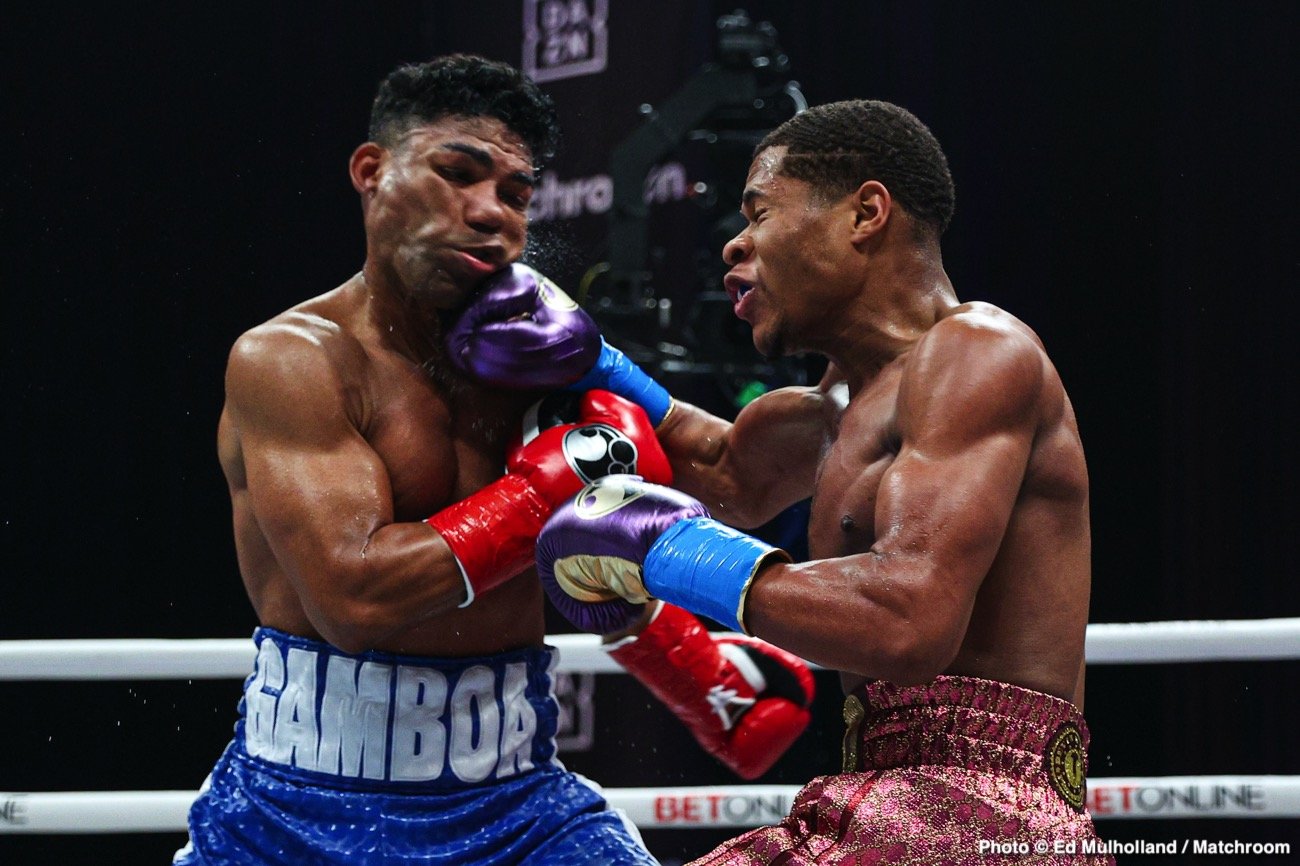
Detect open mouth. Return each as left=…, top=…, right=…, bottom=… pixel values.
left=724, top=274, right=756, bottom=306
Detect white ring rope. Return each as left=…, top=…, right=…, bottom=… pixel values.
left=1, top=618, right=1298, bottom=681
left=2, top=777, right=1298, bottom=833
left=3, top=619, right=1297, bottom=835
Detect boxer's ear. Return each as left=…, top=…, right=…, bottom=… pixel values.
left=350, top=143, right=385, bottom=197
left=849, top=180, right=891, bottom=245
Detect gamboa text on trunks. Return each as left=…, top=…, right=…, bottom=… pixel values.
left=2, top=617, right=1299, bottom=833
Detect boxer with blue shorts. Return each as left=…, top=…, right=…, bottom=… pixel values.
left=206, top=55, right=815, bottom=866
left=175, top=629, right=652, bottom=865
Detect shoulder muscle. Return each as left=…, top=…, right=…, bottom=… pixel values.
left=225, top=313, right=366, bottom=444
left=899, top=311, right=1046, bottom=451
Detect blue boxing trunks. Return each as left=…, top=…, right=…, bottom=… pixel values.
left=174, top=628, right=656, bottom=865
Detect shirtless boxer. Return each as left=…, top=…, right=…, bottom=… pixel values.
left=528, top=100, right=1114, bottom=863
left=178, top=55, right=811, bottom=866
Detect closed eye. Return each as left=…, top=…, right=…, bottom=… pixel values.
left=437, top=165, right=473, bottom=183
left=501, top=184, right=534, bottom=211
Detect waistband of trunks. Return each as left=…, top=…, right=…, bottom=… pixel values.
left=233, top=627, right=561, bottom=792
left=843, top=675, right=1092, bottom=810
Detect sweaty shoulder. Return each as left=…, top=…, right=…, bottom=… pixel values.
left=225, top=294, right=369, bottom=431
left=900, top=303, right=1054, bottom=442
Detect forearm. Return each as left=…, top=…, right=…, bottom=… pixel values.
left=654, top=401, right=744, bottom=513
left=289, top=521, right=478, bottom=653
left=535, top=475, right=947, bottom=681
left=743, top=554, right=970, bottom=683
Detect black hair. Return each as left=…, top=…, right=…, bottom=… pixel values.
left=758, top=99, right=955, bottom=236
left=369, top=55, right=559, bottom=164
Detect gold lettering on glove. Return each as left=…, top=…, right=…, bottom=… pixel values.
left=553, top=554, right=652, bottom=604
left=537, top=274, right=579, bottom=311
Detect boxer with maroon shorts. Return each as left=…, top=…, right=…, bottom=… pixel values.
left=534, top=100, right=1113, bottom=864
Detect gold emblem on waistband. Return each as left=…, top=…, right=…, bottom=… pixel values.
left=1045, top=722, right=1086, bottom=811
left=841, top=694, right=865, bottom=772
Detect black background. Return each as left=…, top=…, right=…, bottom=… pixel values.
left=4, top=2, right=1298, bottom=863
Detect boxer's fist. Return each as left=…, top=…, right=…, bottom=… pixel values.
left=506, top=390, right=670, bottom=509
left=519, top=393, right=672, bottom=633
left=609, top=602, right=814, bottom=779
left=536, top=474, right=702, bottom=634
left=448, top=263, right=673, bottom=425
left=427, top=392, right=668, bottom=608
left=537, top=479, right=808, bottom=774
left=537, top=476, right=789, bottom=634
left=446, top=263, right=600, bottom=389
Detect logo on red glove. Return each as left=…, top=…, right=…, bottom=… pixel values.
left=706, top=684, right=756, bottom=731
left=563, top=424, right=639, bottom=483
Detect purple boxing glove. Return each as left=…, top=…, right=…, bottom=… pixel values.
left=448, top=263, right=675, bottom=425
left=537, top=476, right=790, bottom=635
left=445, top=263, right=601, bottom=389
left=536, top=476, right=707, bottom=635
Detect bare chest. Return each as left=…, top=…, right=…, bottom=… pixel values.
left=807, top=379, right=902, bottom=558
left=363, top=358, right=527, bottom=521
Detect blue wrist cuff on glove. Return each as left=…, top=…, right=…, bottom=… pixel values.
left=642, top=517, right=789, bottom=633
left=568, top=339, right=673, bottom=426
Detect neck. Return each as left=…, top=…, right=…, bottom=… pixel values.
left=822, top=246, right=958, bottom=393
left=357, top=263, right=448, bottom=366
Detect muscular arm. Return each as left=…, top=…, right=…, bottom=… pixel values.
left=655, top=366, right=845, bottom=528
left=743, top=319, right=1045, bottom=682
left=223, top=319, right=464, bottom=653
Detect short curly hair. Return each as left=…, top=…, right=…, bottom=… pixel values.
left=369, top=55, right=559, bottom=164
left=758, top=100, right=955, bottom=236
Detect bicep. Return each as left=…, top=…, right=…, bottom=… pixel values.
left=660, top=384, right=837, bottom=527
left=874, top=426, right=1033, bottom=588
left=872, top=327, right=1044, bottom=597
left=226, top=336, right=392, bottom=586
left=241, top=423, right=393, bottom=574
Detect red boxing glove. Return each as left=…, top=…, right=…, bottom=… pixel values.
left=426, top=390, right=671, bottom=605
left=506, top=389, right=672, bottom=499
left=608, top=602, right=814, bottom=780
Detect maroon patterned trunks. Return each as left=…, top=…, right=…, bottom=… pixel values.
left=690, top=676, right=1114, bottom=865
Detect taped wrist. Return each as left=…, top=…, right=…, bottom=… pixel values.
left=569, top=339, right=673, bottom=426
left=425, top=474, right=551, bottom=606
left=642, top=517, right=790, bottom=633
